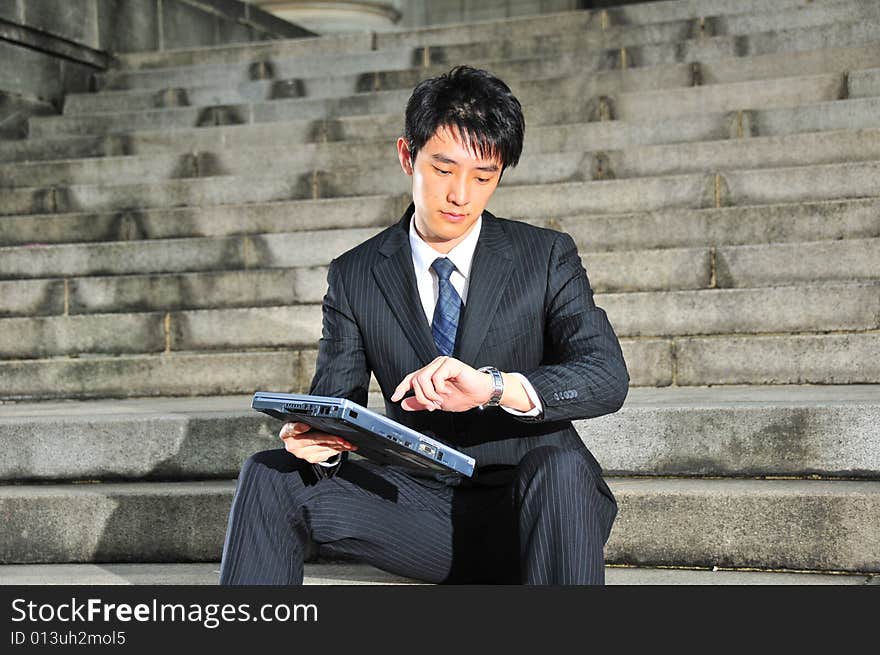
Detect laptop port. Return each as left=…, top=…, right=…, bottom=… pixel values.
left=417, top=442, right=438, bottom=458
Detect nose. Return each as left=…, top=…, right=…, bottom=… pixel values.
left=446, top=174, right=469, bottom=207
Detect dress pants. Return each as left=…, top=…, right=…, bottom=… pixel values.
left=219, top=445, right=617, bottom=585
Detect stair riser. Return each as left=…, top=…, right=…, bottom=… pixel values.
left=9, top=123, right=880, bottom=191
left=2, top=479, right=877, bottom=572
left=606, top=479, right=880, bottom=572
left=0, top=334, right=878, bottom=400
left=32, top=69, right=873, bottom=138
left=5, top=160, right=880, bottom=218
left=2, top=284, right=877, bottom=358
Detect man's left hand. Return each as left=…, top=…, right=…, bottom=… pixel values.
left=390, top=356, right=492, bottom=412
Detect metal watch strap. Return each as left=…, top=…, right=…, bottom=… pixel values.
left=478, top=366, right=504, bottom=408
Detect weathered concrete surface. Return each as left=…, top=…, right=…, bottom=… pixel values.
left=0, top=481, right=235, bottom=563
left=0, top=350, right=312, bottom=400
left=675, top=333, right=880, bottom=385
left=2, top=477, right=877, bottom=571
left=0, top=562, right=871, bottom=585
left=605, top=477, right=880, bottom=572
left=8, top=125, right=880, bottom=191
left=581, top=385, right=880, bottom=478
left=0, top=194, right=406, bottom=246
left=2, top=386, right=878, bottom=482
left=716, top=238, right=880, bottom=287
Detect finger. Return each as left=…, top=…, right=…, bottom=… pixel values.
left=292, top=444, right=345, bottom=464
left=411, top=377, right=439, bottom=411
left=417, top=358, right=451, bottom=405
left=279, top=422, right=311, bottom=439
left=293, top=435, right=355, bottom=450
left=401, top=396, right=432, bottom=412
left=391, top=372, right=415, bottom=401
left=415, top=372, right=443, bottom=404
left=432, top=357, right=460, bottom=395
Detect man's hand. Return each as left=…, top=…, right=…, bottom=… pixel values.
left=279, top=421, right=357, bottom=464
left=390, top=356, right=493, bottom=412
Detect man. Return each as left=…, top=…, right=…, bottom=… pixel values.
left=219, top=65, right=628, bottom=585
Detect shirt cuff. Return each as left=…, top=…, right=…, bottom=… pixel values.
left=316, top=454, right=341, bottom=468
left=501, top=373, right=543, bottom=417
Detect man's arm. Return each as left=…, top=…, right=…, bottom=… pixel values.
left=518, top=230, right=629, bottom=423
left=296, top=259, right=372, bottom=477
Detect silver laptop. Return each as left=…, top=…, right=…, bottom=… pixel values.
left=251, top=392, right=476, bottom=477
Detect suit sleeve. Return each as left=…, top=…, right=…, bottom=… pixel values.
left=307, top=258, right=372, bottom=477
left=519, top=231, right=629, bottom=423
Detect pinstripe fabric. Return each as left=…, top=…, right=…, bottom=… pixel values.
left=219, top=446, right=617, bottom=584
left=430, top=258, right=461, bottom=356
left=219, top=204, right=629, bottom=585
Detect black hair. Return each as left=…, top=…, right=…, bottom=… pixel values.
left=403, top=65, right=525, bottom=171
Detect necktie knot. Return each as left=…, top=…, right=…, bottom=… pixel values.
left=431, top=257, right=456, bottom=282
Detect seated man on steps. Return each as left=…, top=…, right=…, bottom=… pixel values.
left=219, top=65, right=629, bottom=585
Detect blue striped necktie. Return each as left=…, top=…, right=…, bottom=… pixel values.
left=431, top=257, right=461, bottom=356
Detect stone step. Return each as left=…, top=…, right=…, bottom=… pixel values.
left=0, top=279, right=875, bottom=359
left=0, top=350, right=311, bottom=400
left=582, top=385, right=880, bottom=479
left=1, top=329, right=879, bottom=400
left=603, top=0, right=858, bottom=27
left=0, top=227, right=382, bottom=279
left=419, top=18, right=880, bottom=77
left=1, top=185, right=876, bottom=253
left=2, top=226, right=877, bottom=316
left=96, top=5, right=880, bottom=93
left=4, top=154, right=880, bottom=218
left=8, top=124, right=880, bottom=192
left=0, top=480, right=235, bottom=563
left=0, top=194, right=407, bottom=248
left=117, top=31, right=377, bottom=71
left=9, top=90, right=880, bottom=170
left=65, top=41, right=880, bottom=119
left=1, top=477, right=876, bottom=572
left=30, top=66, right=867, bottom=138
left=1, top=201, right=875, bottom=286
left=0, top=562, right=874, bottom=585
left=68, top=52, right=693, bottom=116
left=558, top=197, right=880, bottom=253
left=1, top=280, right=877, bottom=359
left=114, top=0, right=845, bottom=71
left=1, top=386, right=876, bottom=482
left=604, top=477, right=880, bottom=572
left=99, top=13, right=704, bottom=91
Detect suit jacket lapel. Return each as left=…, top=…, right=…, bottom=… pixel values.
left=372, top=205, right=438, bottom=365
left=455, top=211, right=514, bottom=364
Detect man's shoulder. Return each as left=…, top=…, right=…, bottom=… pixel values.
left=489, top=213, right=573, bottom=251
left=332, top=222, right=400, bottom=269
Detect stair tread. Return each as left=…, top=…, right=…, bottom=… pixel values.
left=0, top=562, right=873, bottom=585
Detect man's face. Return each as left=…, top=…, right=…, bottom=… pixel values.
left=397, top=126, right=502, bottom=254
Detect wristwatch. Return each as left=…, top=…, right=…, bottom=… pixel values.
left=477, top=366, right=504, bottom=408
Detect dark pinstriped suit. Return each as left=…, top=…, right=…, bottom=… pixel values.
left=219, top=204, right=629, bottom=585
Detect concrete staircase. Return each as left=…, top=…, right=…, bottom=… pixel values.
left=1, top=0, right=878, bottom=584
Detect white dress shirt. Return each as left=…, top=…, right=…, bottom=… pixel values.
left=408, top=215, right=543, bottom=418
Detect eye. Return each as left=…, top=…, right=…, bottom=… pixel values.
left=433, top=166, right=451, bottom=175
left=476, top=177, right=491, bottom=184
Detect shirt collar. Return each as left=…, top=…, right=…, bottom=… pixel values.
left=409, top=213, right=482, bottom=280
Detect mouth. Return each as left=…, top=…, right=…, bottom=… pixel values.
left=440, top=210, right=467, bottom=221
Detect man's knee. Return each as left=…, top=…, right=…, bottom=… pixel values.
left=515, top=446, right=607, bottom=504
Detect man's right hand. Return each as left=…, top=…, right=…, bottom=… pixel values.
left=279, top=421, right=357, bottom=464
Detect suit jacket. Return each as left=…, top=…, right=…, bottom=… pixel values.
left=309, top=203, right=629, bottom=486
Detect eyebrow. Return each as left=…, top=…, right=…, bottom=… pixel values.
left=431, top=153, right=500, bottom=173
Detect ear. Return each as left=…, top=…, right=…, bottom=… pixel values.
left=396, top=137, right=413, bottom=176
